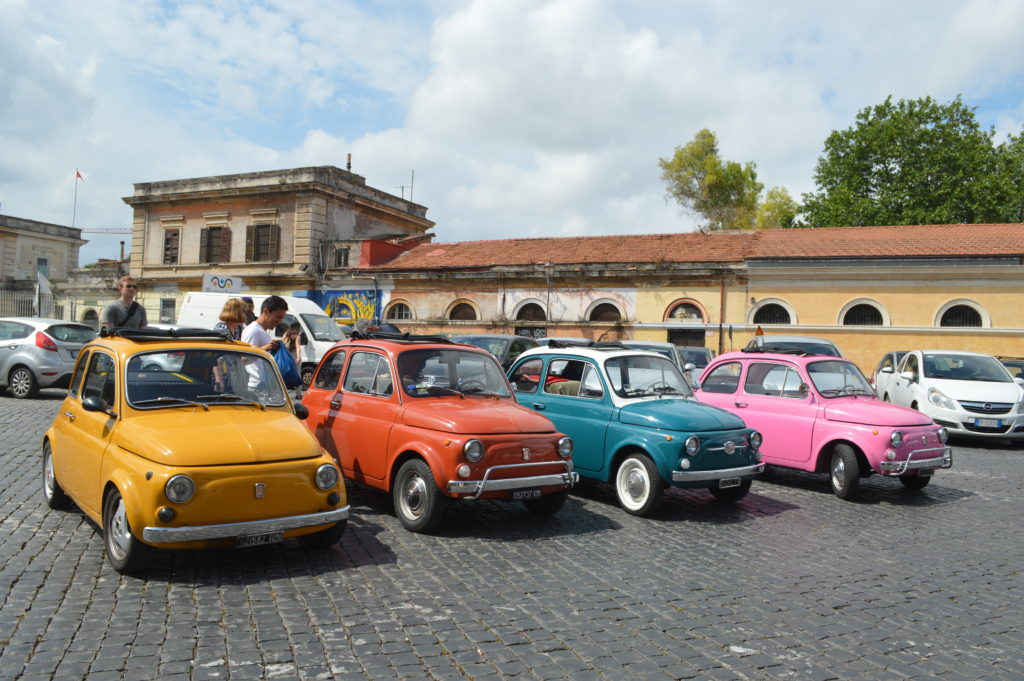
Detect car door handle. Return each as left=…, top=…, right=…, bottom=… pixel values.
left=329, top=399, right=342, bottom=408
left=532, top=403, right=546, bottom=410
left=734, top=401, right=747, bottom=408
left=64, top=411, right=76, bottom=421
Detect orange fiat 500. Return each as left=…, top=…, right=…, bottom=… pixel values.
left=43, top=327, right=349, bottom=574
left=301, top=332, right=576, bottom=532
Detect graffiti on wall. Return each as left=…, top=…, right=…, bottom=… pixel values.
left=309, top=289, right=381, bottom=322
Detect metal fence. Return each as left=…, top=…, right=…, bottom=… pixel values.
left=0, top=291, right=88, bottom=326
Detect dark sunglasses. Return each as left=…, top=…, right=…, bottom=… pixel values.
left=122, top=284, right=137, bottom=289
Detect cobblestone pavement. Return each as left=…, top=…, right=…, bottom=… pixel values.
left=1, top=391, right=1022, bottom=681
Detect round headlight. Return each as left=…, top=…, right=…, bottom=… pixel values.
left=165, top=475, right=195, bottom=504
left=679, top=457, right=691, bottom=470
left=557, top=436, right=573, bottom=458
left=937, top=427, right=948, bottom=444
left=315, top=464, right=340, bottom=490
left=685, top=435, right=700, bottom=456
left=464, top=439, right=484, bottom=462
left=748, top=431, right=763, bottom=450
left=890, top=430, right=903, bottom=448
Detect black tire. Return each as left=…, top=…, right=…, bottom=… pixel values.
left=614, top=453, right=664, bottom=516
left=882, top=393, right=890, bottom=403
left=299, top=520, right=347, bottom=548
left=102, top=488, right=152, bottom=574
left=899, top=474, right=931, bottom=491
left=709, top=479, right=752, bottom=502
left=300, top=364, right=315, bottom=388
left=9, top=366, right=39, bottom=399
left=42, top=441, right=72, bottom=510
left=523, top=489, right=568, bottom=516
left=393, top=459, right=446, bottom=532
left=830, top=444, right=861, bottom=500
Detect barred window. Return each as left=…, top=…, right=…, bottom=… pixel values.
left=163, top=229, right=180, bottom=265
left=516, top=303, right=546, bottom=321
left=842, top=304, right=883, bottom=325
left=753, top=304, right=791, bottom=325
left=199, top=227, right=231, bottom=264
left=940, top=305, right=982, bottom=327
left=386, top=303, right=412, bottom=320
left=246, top=224, right=280, bottom=262
left=334, top=247, right=350, bottom=268
left=589, top=303, right=621, bottom=322
left=449, top=303, right=477, bottom=321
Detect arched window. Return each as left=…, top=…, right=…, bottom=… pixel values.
left=589, top=303, right=621, bottom=322
left=449, top=303, right=477, bottom=321
left=753, top=304, right=791, bottom=325
left=385, top=303, right=412, bottom=321
left=516, top=303, right=546, bottom=321
left=668, top=302, right=704, bottom=323
left=940, top=305, right=982, bottom=327
left=842, top=304, right=883, bottom=326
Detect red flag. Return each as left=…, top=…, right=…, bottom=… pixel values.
left=75, top=170, right=84, bottom=182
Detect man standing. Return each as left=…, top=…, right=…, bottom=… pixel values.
left=241, top=296, right=257, bottom=325
left=241, top=295, right=287, bottom=390
left=101, top=275, right=148, bottom=329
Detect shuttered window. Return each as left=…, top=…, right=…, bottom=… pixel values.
left=199, top=227, right=231, bottom=264
left=163, top=229, right=180, bottom=264
left=245, top=224, right=280, bottom=262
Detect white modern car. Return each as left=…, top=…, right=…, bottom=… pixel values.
left=884, top=350, right=1024, bottom=440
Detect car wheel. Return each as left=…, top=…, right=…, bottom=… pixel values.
left=301, top=365, right=315, bottom=387
left=899, top=474, right=931, bottom=491
left=393, top=459, right=446, bottom=532
left=910, top=401, right=919, bottom=411
left=103, top=488, right=152, bottom=574
left=614, top=454, right=664, bottom=516
left=830, top=444, right=861, bottom=500
left=299, top=520, right=347, bottom=548
left=42, top=442, right=72, bottom=510
left=709, top=479, right=752, bottom=503
left=882, top=393, right=890, bottom=402
left=9, top=366, right=39, bottom=399
left=523, top=489, right=568, bottom=516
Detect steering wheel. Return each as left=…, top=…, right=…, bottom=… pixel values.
left=645, top=381, right=674, bottom=393
left=458, top=379, right=487, bottom=392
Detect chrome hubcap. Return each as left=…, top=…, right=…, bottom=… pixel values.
left=401, top=475, right=427, bottom=518
left=832, top=457, right=845, bottom=486
left=43, top=452, right=54, bottom=497
left=11, top=371, right=29, bottom=396
left=108, top=498, right=132, bottom=559
left=618, top=460, right=648, bottom=507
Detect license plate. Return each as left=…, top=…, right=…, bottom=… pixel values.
left=919, top=469, right=935, bottom=477
left=512, top=489, right=542, bottom=500
left=719, top=477, right=741, bottom=489
left=236, top=531, right=283, bottom=547
left=975, top=418, right=1001, bottom=428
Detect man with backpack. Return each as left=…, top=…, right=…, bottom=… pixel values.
left=101, top=275, right=148, bottom=329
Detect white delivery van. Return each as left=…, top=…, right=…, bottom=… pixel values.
left=177, top=292, right=345, bottom=385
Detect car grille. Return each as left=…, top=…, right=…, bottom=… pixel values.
left=961, top=421, right=1013, bottom=434
left=959, top=401, right=1013, bottom=415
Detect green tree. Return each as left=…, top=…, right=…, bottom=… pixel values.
left=995, top=131, right=1024, bottom=222
left=659, top=129, right=763, bottom=231
left=754, top=186, right=800, bottom=229
left=801, top=95, right=1009, bottom=227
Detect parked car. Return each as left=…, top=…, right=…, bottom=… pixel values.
left=508, top=343, right=764, bottom=515
left=42, top=327, right=349, bottom=574
left=301, top=332, right=577, bottom=532
left=0, top=317, right=96, bottom=398
left=676, top=346, right=715, bottom=370
left=535, top=337, right=592, bottom=347
left=744, top=335, right=843, bottom=357
left=885, top=350, right=1024, bottom=441
left=697, top=350, right=952, bottom=499
left=997, top=356, right=1024, bottom=380
left=449, top=334, right=539, bottom=370
left=870, top=350, right=909, bottom=397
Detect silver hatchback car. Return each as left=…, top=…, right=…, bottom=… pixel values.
left=0, top=317, right=97, bottom=398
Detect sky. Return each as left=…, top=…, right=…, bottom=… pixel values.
left=2, top=0, right=1024, bottom=265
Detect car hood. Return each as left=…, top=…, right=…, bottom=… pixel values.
left=926, top=378, right=1023, bottom=403
left=402, top=399, right=556, bottom=434
left=116, top=409, right=321, bottom=466
left=823, top=398, right=934, bottom=427
left=619, top=398, right=745, bottom=432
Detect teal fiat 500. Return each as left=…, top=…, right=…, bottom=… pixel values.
left=508, top=342, right=764, bottom=515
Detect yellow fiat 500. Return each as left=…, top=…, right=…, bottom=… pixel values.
left=42, top=327, right=349, bottom=574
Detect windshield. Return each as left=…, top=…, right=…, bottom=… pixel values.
left=452, top=336, right=511, bottom=359
left=301, top=313, right=345, bottom=342
left=126, top=349, right=287, bottom=408
left=605, top=355, right=693, bottom=398
left=677, top=348, right=711, bottom=368
left=923, top=353, right=1012, bottom=382
left=624, top=344, right=677, bottom=363
left=807, top=360, right=874, bottom=398
left=398, top=348, right=511, bottom=397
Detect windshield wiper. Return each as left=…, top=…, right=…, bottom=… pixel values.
left=195, top=393, right=266, bottom=410
left=426, top=385, right=464, bottom=398
left=461, top=387, right=501, bottom=397
left=132, top=396, right=209, bottom=411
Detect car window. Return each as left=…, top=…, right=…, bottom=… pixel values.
left=923, top=353, right=1012, bottom=382
left=300, top=313, right=345, bottom=341
left=399, top=348, right=510, bottom=397
left=45, top=324, right=97, bottom=343
left=878, top=354, right=895, bottom=372
left=744, top=362, right=805, bottom=398
left=579, top=364, right=604, bottom=398
left=605, top=355, right=692, bottom=398
left=344, top=352, right=390, bottom=395
left=82, top=352, right=117, bottom=405
left=509, top=338, right=536, bottom=362
left=126, top=350, right=286, bottom=407
left=701, top=362, right=742, bottom=394
left=511, top=358, right=544, bottom=394
left=0, top=321, right=32, bottom=340
left=902, top=354, right=920, bottom=380
left=313, top=350, right=346, bottom=390
left=807, top=360, right=873, bottom=397
left=68, top=350, right=91, bottom=398
left=544, top=359, right=589, bottom=397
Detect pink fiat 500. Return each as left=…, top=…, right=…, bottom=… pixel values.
left=697, top=350, right=952, bottom=499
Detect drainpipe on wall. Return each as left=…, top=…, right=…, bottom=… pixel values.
left=718, top=275, right=726, bottom=355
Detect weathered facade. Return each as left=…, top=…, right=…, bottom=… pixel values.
left=0, top=214, right=86, bottom=286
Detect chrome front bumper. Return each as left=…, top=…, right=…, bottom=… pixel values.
left=879, top=447, right=953, bottom=474
left=672, top=462, right=765, bottom=483
left=142, top=506, right=350, bottom=543
left=446, top=461, right=578, bottom=500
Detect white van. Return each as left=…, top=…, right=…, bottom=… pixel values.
left=177, top=292, right=345, bottom=385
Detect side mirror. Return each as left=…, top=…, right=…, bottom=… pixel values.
left=899, top=370, right=916, bottom=382
left=293, top=402, right=309, bottom=419
left=683, top=362, right=696, bottom=372
left=300, top=331, right=309, bottom=346
left=799, top=382, right=810, bottom=394
left=880, top=366, right=894, bottom=374
left=1015, top=377, right=1024, bottom=386
left=82, top=396, right=108, bottom=413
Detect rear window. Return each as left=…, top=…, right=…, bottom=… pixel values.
left=46, top=324, right=97, bottom=343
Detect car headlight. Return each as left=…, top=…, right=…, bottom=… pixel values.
left=314, top=464, right=340, bottom=490
left=748, top=431, right=763, bottom=450
left=463, top=439, right=484, bottom=462
left=165, top=475, right=195, bottom=504
left=685, top=435, right=700, bottom=456
left=927, top=386, right=958, bottom=411
left=890, top=430, right=903, bottom=448
left=557, top=436, right=573, bottom=458
left=937, top=427, right=948, bottom=444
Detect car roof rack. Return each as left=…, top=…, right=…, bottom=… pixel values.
left=546, top=340, right=627, bottom=350
left=350, top=330, right=458, bottom=344
left=740, top=345, right=809, bottom=356
left=100, top=327, right=233, bottom=342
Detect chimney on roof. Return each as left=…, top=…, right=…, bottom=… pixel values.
left=347, top=153, right=351, bottom=172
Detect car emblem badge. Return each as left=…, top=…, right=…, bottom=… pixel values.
left=522, top=448, right=531, bottom=460
left=922, top=435, right=928, bottom=445
left=983, top=403, right=992, bottom=412
left=254, top=483, right=266, bottom=499
left=723, top=441, right=736, bottom=455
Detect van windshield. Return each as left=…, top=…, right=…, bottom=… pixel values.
left=302, top=314, right=345, bottom=341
